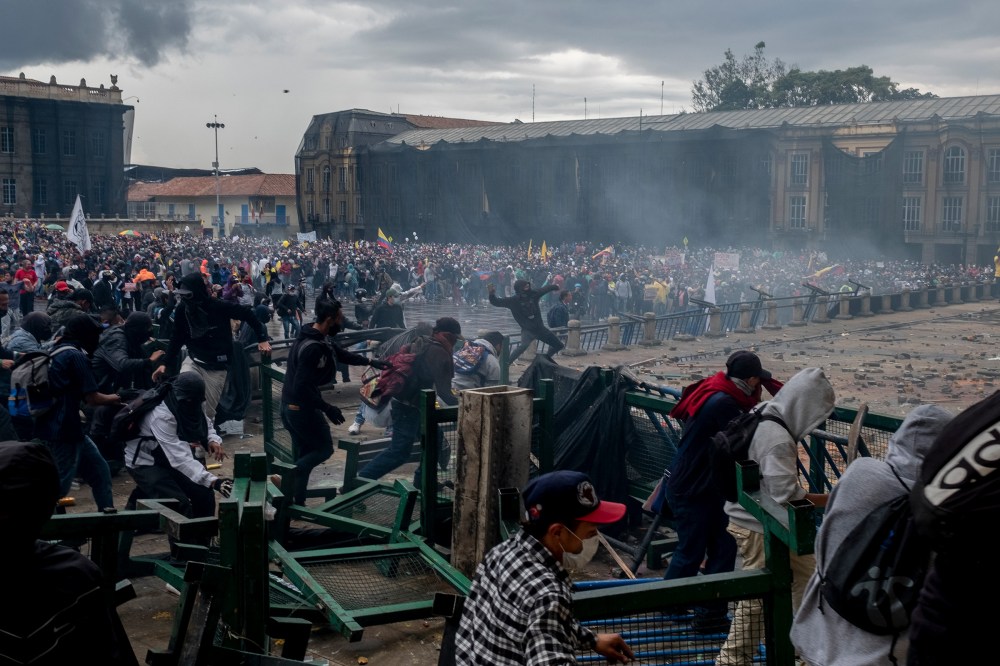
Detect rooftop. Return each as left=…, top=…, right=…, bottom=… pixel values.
left=0, top=72, right=126, bottom=105
left=128, top=174, right=296, bottom=201
left=386, top=94, right=1000, bottom=147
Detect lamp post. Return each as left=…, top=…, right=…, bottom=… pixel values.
left=206, top=116, right=225, bottom=236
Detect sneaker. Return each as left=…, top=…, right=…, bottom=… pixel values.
left=348, top=422, right=362, bottom=435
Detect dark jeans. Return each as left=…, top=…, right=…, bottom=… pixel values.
left=19, top=291, right=34, bottom=317
left=44, top=436, right=114, bottom=511
left=281, top=403, right=333, bottom=505
left=509, top=327, right=564, bottom=362
left=358, top=399, right=420, bottom=481
left=127, top=463, right=215, bottom=553
left=663, top=491, right=737, bottom=621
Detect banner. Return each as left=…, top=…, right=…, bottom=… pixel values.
left=662, top=250, right=685, bottom=267
left=67, top=194, right=92, bottom=252
left=713, top=252, right=740, bottom=270
left=296, top=231, right=317, bottom=243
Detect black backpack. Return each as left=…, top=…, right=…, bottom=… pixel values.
left=819, top=466, right=931, bottom=641
left=710, top=407, right=791, bottom=502
left=910, top=390, right=1000, bottom=546
left=111, top=381, right=172, bottom=445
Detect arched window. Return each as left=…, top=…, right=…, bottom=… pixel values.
left=322, top=165, right=331, bottom=192
left=943, top=145, right=966, bottom=184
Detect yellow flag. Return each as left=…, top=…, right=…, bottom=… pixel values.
left=541, top=240, right=548, bottom=261
left=527, top=239, right=533, bottom=258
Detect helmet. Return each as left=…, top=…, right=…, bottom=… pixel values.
left=355, top=288, right=367, bottom=301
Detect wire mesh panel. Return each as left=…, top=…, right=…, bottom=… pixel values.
left=299, top=552, right=459, bottom=611
left=329, top=487, right=420, bottom=529
left=577, top=597, right=770, bottom=665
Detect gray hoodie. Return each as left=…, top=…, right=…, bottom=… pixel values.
left=725, top=367, right=836, bottom=532
left=790, top=404, right=952, bottom=666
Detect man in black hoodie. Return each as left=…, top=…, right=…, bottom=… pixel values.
left=488, top=279, right=563, bottom=362
left=281, top=299, right=389, bottom=504
left=152, top=272, right=270, bottom=420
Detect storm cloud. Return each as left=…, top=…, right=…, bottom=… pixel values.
left=0, top=0, right=192, bottom=69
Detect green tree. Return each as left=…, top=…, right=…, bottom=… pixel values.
left=691, top=41, right=786, bottom=112
left=691, top=44, right=936, bottom=112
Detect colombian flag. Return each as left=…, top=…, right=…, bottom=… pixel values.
left=377, top=227, right=393, bottom=253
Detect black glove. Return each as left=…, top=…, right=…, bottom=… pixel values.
left=213, top=477, right=234, bottom=498
left=324, top=405, right=345, bottom=425
left=369, top=358, right=392, bottom=371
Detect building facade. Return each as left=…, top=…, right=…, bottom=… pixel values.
left=294, top=109, right=498, bottom=240
left=127, top=174, right=298, bottom=239
left=0, top=73, right=132, bottom=219
left=310, top=96, right=1000, bottom=264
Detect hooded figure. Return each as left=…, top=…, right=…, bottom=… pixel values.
left=61, top=312, right=103, bottom=356
left=176, top=272, right=213, bottom=339
left=791, top=405, right=953, bottom=666
left=8, top=312, right=52, bottom=353
left=0, top=441, right=132, bottom=664
left=166, top=372, right=210, bottom=445
left=92, top=312, right=156, bottom=393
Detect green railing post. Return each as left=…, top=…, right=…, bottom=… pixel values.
left=261, top=363, right=274, bottom=464
left=419, top=389, right=439, bottom=546
left=537, top=378, right=555, bottom=473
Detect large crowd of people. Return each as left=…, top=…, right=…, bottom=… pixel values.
left=0, top=220, right=994, bottom=337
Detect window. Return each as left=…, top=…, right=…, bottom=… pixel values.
left=903, top=150, right=924, bottom=185
left=323, top=198, right=331, bottom=222
left=987, top=196, right=1000, bottom=233
left=0, top=127, right=13, bottom=153
left=942, top=196, right=963, bottom=231
left=33, top=177, right=47, bottom=206
left=62, top=130, right=76, bottom=157
left=321, top=166, right=330, bottom=192
left=902, top=196, right=921, bottom=231
left=1, top=178, right=15, bottom=205
left=788, top=195, right=807, bottom=229
left=988, top=148, right=1000, bottom=184
left=91, top=179, right=105, bottom=207
left=31, top=129, right=46, bottom=155
left=789, top=153, right=809, bottom=186
left=306, top=200, right=314, bottom=217
left=338, top=200, right=347, bottom=223
left=355, top=196, right=363, bottom=224
left=305, top=168, right=314, bottom=192
left=863, top=151, right=882, bottom=174
left=758, top=152, right=773, bottom=177
left=943, top=146, right=965, bottom=184
left=91, top=131, right=106, bottom=158
left=63, top=180, right=77, bottom=205
left=338, top=167, right=347, bottom=192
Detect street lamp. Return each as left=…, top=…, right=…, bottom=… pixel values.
left=206, top=116, right=225, bottom=236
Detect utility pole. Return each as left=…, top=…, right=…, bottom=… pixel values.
left=206, top=115, right=225, bottom=236
left=661, top=81, right=664, bottom=115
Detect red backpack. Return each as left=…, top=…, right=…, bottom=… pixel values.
left=364, top=336, right=438, bottom=409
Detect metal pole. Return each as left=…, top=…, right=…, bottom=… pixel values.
left=206, top=116, right=225, bottom=235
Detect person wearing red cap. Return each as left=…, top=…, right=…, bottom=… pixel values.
left=453, top=470, right=634, bottom=665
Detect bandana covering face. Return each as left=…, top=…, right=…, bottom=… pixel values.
left=178, top=273, right=212, bottom=339
left=166, top=372, right=209, bottom=444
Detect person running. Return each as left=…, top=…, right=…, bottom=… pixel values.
left=488, top=279, right=563, bottom=363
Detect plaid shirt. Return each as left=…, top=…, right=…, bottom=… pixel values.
left=454, top=529, right=596, bottom=665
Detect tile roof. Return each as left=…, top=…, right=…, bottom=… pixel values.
left=386, top=94, right=1000, bottom=147
left=128, top=174, right=296, bottom=200
left=402, top=114, right=501, bottom=130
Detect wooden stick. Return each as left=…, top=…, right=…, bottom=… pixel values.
left=597, top=533, right=636, bottom=579
left=846, top=403, right=868, bottom=465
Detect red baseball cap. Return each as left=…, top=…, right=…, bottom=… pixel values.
left=522, top=470, right=626, bottom=525
left=54, top=280, right=72, bottom=292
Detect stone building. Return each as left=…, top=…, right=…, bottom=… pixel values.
left=308, top=95, right=1000, bottom=264
left=294, top=109, right=498, bottom=240
left=0, top=73, right=132, bottom=219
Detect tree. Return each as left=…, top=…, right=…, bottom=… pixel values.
left=691, top=44, right=936, bottom=112
left=691, top=42, right=786, bottom=112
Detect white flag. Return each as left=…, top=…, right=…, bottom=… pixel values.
left=704, top=263, right=716, bottom=305
left=66, top=195, right=92, bottom=252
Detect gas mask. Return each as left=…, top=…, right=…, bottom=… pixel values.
left=560, top=526, right=600, bottom=572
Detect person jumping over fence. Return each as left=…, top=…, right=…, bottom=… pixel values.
left=488, top=279, right=563, bottom=363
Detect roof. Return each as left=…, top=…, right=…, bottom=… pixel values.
left=386, top=94, right=1000, bottom=147
left=127, top=174, right=296, bottom=201
left=402, top=114, right=500, bottom=130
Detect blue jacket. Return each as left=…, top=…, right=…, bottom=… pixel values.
left=665, top=391, right=743, bottom=500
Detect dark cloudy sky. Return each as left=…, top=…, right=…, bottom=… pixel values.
left=2, top=0, right=997, bottom=172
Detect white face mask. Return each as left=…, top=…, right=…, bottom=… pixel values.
left=560, top=527, right=600, bottom=572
